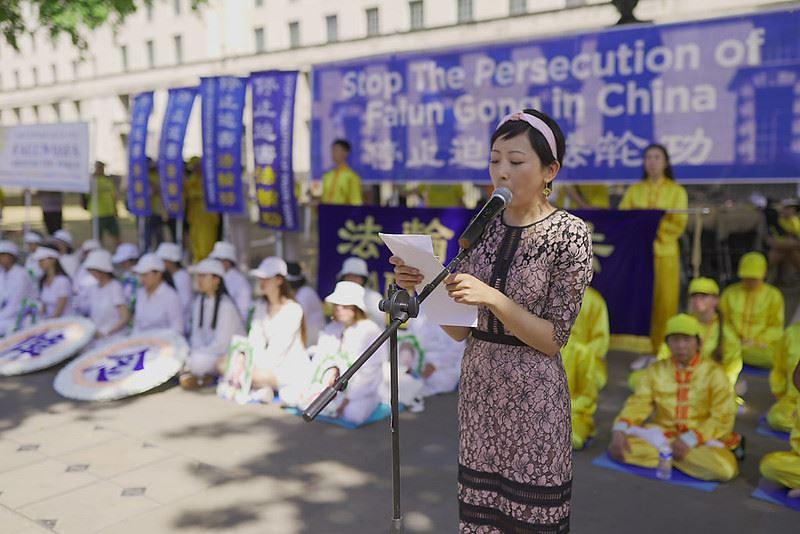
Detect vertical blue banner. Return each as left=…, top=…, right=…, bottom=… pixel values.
left=158, top=87, right=197, bottom=218
left=200, top=76, right=247, bottom=213
left=251, top=70, right=300, bottom=231
left=127, top=92, right=154, bottom=216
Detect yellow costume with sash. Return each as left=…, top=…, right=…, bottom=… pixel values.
left=613, top=315, right=739, bottom=482
left=767, top=323, right=800, bottom=432
left=760, top=396, right=800, bottom=490
left=619, top=177, right=688, bottom=352
left=321, top=166, right=363, bottom=205
left=563, top=286, right=610, bottom=389
left=719, top=252, right=785, bottom=368
left=562, top=342, right=598, bottom=450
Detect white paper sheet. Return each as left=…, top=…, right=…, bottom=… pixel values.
left=379, top=233, right=478, bottom=327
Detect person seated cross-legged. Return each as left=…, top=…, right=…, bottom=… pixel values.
left=608, top=314, right=740, bottom=482
left=760, top=361, right=800, bottom=499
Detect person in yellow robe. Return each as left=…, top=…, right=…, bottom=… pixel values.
left=619, top=145, right=688, bottom=352
left=766, top=321, right=800, bottom=432
left=630, top=277, right=743, bottom=391
left=760, top=361, right=800, bottom=497
left=320, top=139, right=363, bottom=205
left=609, top=314, right=739, bottom=482
left=720, top=252, right=785, bottom=369
left=184, top=157, right=220, bottom=262
left=555, top=184, right=610, bottom=209
left=563, top=286, right=610, bottom=390
left=562, top=341, right=598, bottom=450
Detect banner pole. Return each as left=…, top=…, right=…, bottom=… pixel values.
left=91, top=176, right=100, bottom=242
left=23, top=188, right=32, bottom=237
left=176, top=217, right=184, bottom=248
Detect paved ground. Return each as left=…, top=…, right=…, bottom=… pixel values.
left=0, top=348, right=797, bottom=534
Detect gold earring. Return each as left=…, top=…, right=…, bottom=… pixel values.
left=543, top=183, right=552, bottom=197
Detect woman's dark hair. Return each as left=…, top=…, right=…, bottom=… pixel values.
left=286, top=262, right=307, bottom=291
left=38, top=247, right=70, bottom=291
left=490, top=108, right=566, bottom=171
left=332, top=139, right=351, bottom=153
left=161, top=270, right=176, bottom=289
left=640, top=143, right=674, bottom=180
left=199, top=277, right=230, bottom=330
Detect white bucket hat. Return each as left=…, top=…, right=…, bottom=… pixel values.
left=133, top=253, right=166, bottom=274
left=23, top=231, right=43, bottom=245
left=209, top=241, right=237, bottom=263
left=338, top=257, right=370, bottom=279
left=189, top=258, right=226, bottom=278
left=112, top=243, right=140, bottom=264
left=31, top=247, right=60, bottom=262
left=0, top=240, right=20, bottom=257
left=249, top=257, right=288, bottom=279
left=325, top=281, right=367, bottom=312
left=82, top=250, right=114, bottom=273
left=155, top=242, right=183, bottom=263
left=52, top=229, right=74, bottom=248
left=80, top=239, right=101, bottom=253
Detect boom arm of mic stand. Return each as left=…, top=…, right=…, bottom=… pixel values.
left=415, top=246, right=471, bottom=304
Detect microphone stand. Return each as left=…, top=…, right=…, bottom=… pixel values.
left=303, top=246, right=473, bottom=533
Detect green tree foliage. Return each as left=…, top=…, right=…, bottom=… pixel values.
left=0, top=1, right=206, bottom=51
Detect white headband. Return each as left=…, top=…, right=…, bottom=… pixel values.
left=496, top=111, right=558, bottom=161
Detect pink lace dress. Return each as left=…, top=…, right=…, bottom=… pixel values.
left=457, top=210, right=593, bottom=533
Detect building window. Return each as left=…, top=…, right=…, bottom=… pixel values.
left=74, top=100, right=82, bottom=119
left=146, top=40, right=155, bottom=68
left=565, top=0, right=586, bottom=7
left=14, top=70, right=20, bottom=88
left=13, top=108, right=21, bottom=123
left=255, top=0, right=264, bottom=6
left=120, top=45, right=128, bottom=71
left=173, top=35, right=183, bottom=64
left=457, top=0, right=473, bottom=23
left=31, top=67, right=38, bottom=87
left=509, top=0, right=527, bottom=15
left=326, top=15, right=338, bottom=43
left=32, top=105, right=39, bottom=122
left=146, top=3, right=153, bottom=21
left=409, top=1, right=424, bottom=30
left=174, top=0, right=181, bottom=15
left=289, top=21, right=300, bottom=48
left=51, top=64, right=57, bottom=83
left=366, top=8, right=380, bottom=37
left=52, top=103, right=61, bottom=121
left=254, top=27, right=265, bottom=52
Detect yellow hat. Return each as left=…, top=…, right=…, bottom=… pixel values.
left=665, top=313, right=702, bottom=338
left=688, top=277, right=719, bottom=296
left=737, top=251, right=767, bottom=280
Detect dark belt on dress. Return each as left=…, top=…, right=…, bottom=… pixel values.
left=470, top=329, right=527, bottom=346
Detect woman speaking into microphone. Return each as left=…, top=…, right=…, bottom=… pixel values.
left=391, top=109, right=593, bottom=532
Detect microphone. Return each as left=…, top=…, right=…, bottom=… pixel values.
left=458, top=187, right=512, bottom=250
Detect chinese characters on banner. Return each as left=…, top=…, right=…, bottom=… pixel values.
left=251, top=70, right=300, bottom=231
left=127, top=92, right=154, bottom=216
left=311, top=9, right=800, bottom=183
left=200, top=76, right=247, bottom=213
left=317, top=205, right=662, bottom=337
left=158, top=87, right=197, bottom=218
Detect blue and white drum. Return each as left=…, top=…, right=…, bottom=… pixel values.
left=0, top=317, right=95, bottom=376
left=54, top=329, right=188, bottom=401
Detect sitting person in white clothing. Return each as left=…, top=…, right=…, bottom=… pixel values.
left=156, top=242, right=193, bottom=333
left=0, top=240, right=37, bottom=336
left=301, top=281, right=387, bottom=425
left=247, top=257, right=309, bottom=401
left=337, top=257, right=385, bottom=326
left=286, top=261, right=326, bottom=346
left=23, top=231, right=44, bottom=280
left=81, top=249, right=131, bottom=344
left=131, top=253, right=184, bottom=335
left=180, top=258, right=245, bottom=389
left=73, top=239, right=101, bottom=315
left=210, top=241, right=252, bottom=323
left=33, top=246, right=74, bottom=319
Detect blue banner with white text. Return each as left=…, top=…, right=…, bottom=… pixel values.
left=200, top=76, right=247, bottom=213
left=251, top=70, right=300, bottom=231
left=311, top=8, right=800, bottom=184
left=158, top=87, right=197, bottom=218
left=127, top=92, right=154, bottom=216
left=317, top=205, right=662, bottom=337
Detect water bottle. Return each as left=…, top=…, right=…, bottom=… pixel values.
left=656, top=445, right=673, bottom=480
